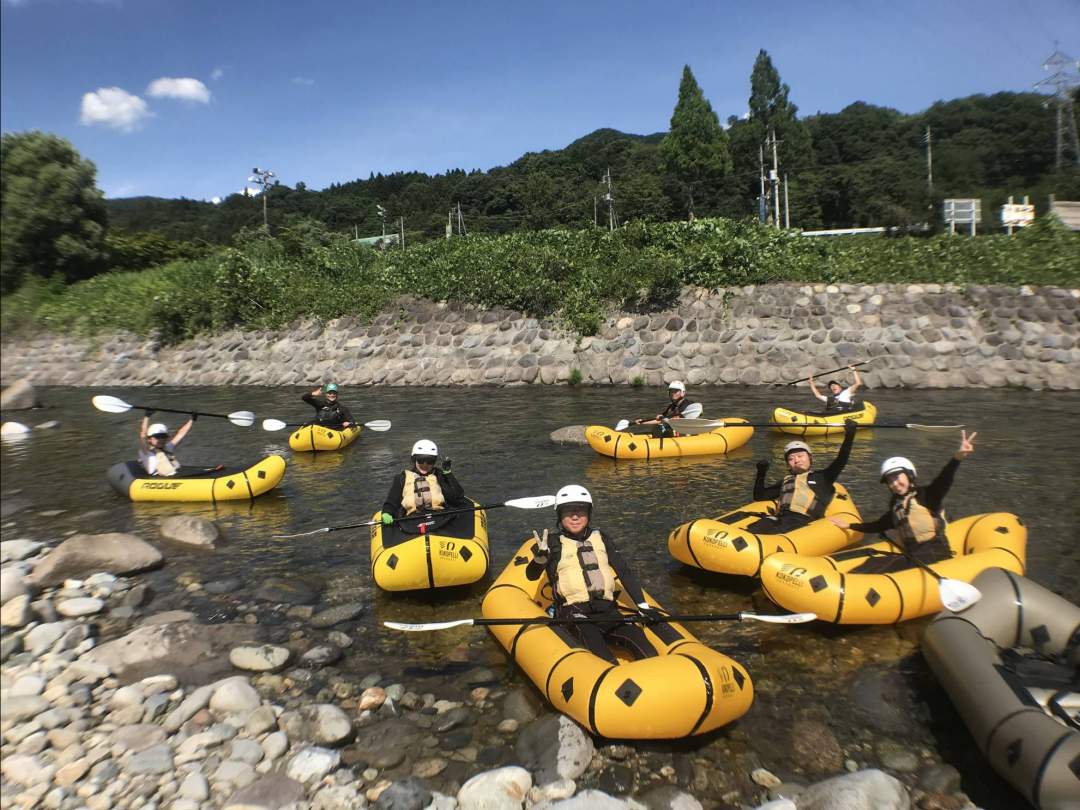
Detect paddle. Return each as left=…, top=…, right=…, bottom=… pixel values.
left=775, top=360, right=872, bottom=386
left=614, top=402, right=703, bottom=431
left=92, top=395, right=255, bottom=428
left=680, top=419, right=962, bottom=433
left=261, top=418, right=392, bottom=432
left=271, top=495, right=556, bottom=539
left=864, top=549, right=981, bottom=611
left=385, top=611, right=818, bottom=632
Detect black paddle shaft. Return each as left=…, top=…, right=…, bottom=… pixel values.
left=133, top=403, right=234, bottom=419
left=866, top=548, right=945, bottom=581
left=776, top=360, right=871, bottom=386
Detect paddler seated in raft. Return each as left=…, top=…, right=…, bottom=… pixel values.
left=747, top=419, right=858, bottom=534
left=301, top=383, right=355, bottom=430
left=808, top=365, right=862, bottom=414
left=633, top=380, right=695, bottom=438
left=378, top=439, right=468, bottom=524
left=828, top=431, right=977, bottom=574
left=524, top=485, right=669, bottom=665
left=138, top=411, right=194, bottom=477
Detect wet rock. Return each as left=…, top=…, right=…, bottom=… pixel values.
left=849, top=668, right=922, bottom=736
left=255, top=577, right=320, bottom=605
left=502, top=687, right=542, bottom=723
left=279, top=704, right=354, bottom=746
left=160, top=515, right=221, bottom=549
left=516, top=714, right=594, bottom=785
left=89, top=621, right=260, bottom=682
left=28, top=532, right=163, bottom=586
left=598, top=763, right=635, bottom=795
left=230, top=644, right=291, bottom=672
left=224, top=774, right=306, bottom=810
left=550, top=425, right=588, bottom=446
left=261, top=731, right=289, bottom=761
left=876, top=740, right=920, bottom=773
left=639, top=785, right=704, bottom=810
left=163, top=683, right=215, bottom=732
left=312, top=783, right=366, bottom=810
left=310, top=602, right=365, bottom=628
left=246, top=705, right=278, bottom=736
left=797, top=769, right=909, bottom=810
left=375, top=777, right=433, bottom=810
left=205, top=577, right=242, bottom=595
left=1, top=378, right=40, bottom=411
left=210, top=676, right=262, bottom=714
left=359, top=686, right=387, bottom=711
left=286, top=746, right=341, bottom=783
left=916, top=763, right=961, bottom=794
left=301, top=644, right=343, bottom=667
left=790, top=719, right=845, bottom=774
left=435, top=705, right=473, bottom=733
left=752, top=768, right=783, bottom=788
left=458, top=766, right=531, bottom=809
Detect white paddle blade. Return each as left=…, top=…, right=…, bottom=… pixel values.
left=505, top=496, right=557, bottom=509
left=262, top=418, right=288, bottom=431
left=940, top=579, right=982, bottom=612
left=228, top=411, right=256, bottom=427
left=682, top=402, right=703, bottom=418
left=741, top=612, right=818, bottom=624
left=614, top=419, right=630, bottom=431
left=91, top=395, right=132, bottom=414
left=363, top=420, right=392, bottom=431
left=384, top=620, right=475, bottom=632
left=0, top=422, right=31, bottom=436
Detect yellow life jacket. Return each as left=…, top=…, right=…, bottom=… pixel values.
left=152, top=450, right=179, bottom=477
left=778, top=473, right=822, bottom=518
left=402, top=470, right=445, bottom=515
left=556, top=530, right=616, bottom=606
left=891, top=492, right=947, bottom=548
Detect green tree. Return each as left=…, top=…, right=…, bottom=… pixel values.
left=660, top=65, right=732, bottom=218
left=748, top=50, right=813, bottom=169
left=1, top=131, right=108, bottom=292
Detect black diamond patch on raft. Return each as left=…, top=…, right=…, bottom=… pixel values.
left=1069, top=753, right=1080, bottom=778
left=1006, top=738, right=1022, bottom=767
left=386, top=554, right=399, bottom=570
left=1030, top=624, right=1051, bottom=647
left=226, top=480, right=236, bottom=489
left=561, top=677, right=574, bottom=702
left=809, top=575, right=828, bottom=593
left=615, top=678, right=642, bottom=707
left=732, top=536, right=748, bottom=552
left=257, top=470, right=266, bottom=479
left=627, top=443, right=637, bottom=451
left=459, top=546, right=473, bottom=563
left=995, top=525, right=1010, bottom=534
left=733, top=668, right=746, bottom=690
left=865, top=588, right=881, bottom=607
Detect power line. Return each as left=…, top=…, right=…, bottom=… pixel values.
left=1034, top=43, right=1080, bottom=169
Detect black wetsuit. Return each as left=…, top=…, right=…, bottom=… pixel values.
left=847, top=459, right=959, bottom=574
left=747, top=424, right=857, bottom=534
left=381, top=468, right=466, bottom=519
left=525, top=526, right=669, bottom=665
left=302, top=393, right=354, bottom=430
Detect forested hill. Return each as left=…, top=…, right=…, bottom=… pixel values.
left=105, top=91, right=1079, bottom=245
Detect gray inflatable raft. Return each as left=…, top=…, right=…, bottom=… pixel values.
left=923, top=567, right=1079, bottom=810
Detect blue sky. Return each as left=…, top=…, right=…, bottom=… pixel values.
left=2, top=0, right=1077, bottom=200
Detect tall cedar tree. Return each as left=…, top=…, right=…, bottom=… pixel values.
left=748, top=49, right=813, bottom=170
left=660, top=66, right=732, bottom=218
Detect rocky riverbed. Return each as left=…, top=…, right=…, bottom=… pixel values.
left=1, top=510, right=990, bottom=810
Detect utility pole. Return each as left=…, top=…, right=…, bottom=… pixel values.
left=1034, top=44, right=1080, bottom=169
left=376, top=204, right=387, bottom=237
left=446, top=209, right=453, bottom=240
left=769, top=129, right=781, bottom=229
left=399, top=217, right=405, bottom=250
left=249, top=168, right=275, bottom=229
left=602, top=168, right=617, bottom=231
left=783, top=173, right=790, bottom=229
left=456, top=202, right=466, bottom=236
left=759, top=143, right=767, bottom=224
left=593, top=196, right=598, bottom=228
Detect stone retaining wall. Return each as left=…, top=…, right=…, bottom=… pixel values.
left=2, top=284, right=1078, bottom=390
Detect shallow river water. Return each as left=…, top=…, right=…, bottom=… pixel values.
left=3, top=385, right=1078, bottom=807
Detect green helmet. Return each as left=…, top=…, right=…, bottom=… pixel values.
left=325, top=383, right=339, bottom=392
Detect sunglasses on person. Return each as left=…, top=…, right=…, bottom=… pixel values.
left=413, top=455, right=437, bottom=465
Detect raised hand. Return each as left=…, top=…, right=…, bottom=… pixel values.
left=956, top=430, right=977, bottom=460
left=531, top=529, right=549, bottom=553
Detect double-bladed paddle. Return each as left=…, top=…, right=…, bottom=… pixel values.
left=668, top=417, right=963, bottom=434
left=271, top=495, right=556, bottom=539
left=384, top=611, right=818, bottom=632
left=774, top=360, right=872, bottom=386
left=261, top=418, right=391, bottom=432
left=614, top=402, right=703, bottom=431
left=92, top=395, right=255, bottom=427
left=863, top=549, right=982, bottom=611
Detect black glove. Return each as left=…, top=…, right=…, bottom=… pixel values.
left=442, top=458, right=452, bottom=473
left=189, top=413, right=198, bottom=422
left=756, top=459, right=770, bottom=473
left=144, top=409, right=154, bottom=418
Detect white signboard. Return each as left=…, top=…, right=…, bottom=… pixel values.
left=943, top=199, right=981, bottom=224
left=1001, top=203, right=1035, bottom=227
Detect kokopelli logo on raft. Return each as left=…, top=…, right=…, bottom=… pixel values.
left=139, top=481, right=182, bottom=490
left=717, top=665, right=736, bottom=696
left=703, top=529, right=730, bottom=547
left=775, top=564, right=808, bottom=587
left=438, top=540, right=458, bottom=559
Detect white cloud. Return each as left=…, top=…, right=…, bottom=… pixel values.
left=80, top=87, right=150, bottom=133
left=291, top=76, right=315, bottom=87
left=147, top=77, right=211, bottom=104
left=211, top=67, right=225, bottom=81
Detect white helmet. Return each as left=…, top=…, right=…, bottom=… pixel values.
left=411, top=439, right=438, bottom=457
left=555, top=485, right=593, bottom=511
left=667, top=380, right=686, bottom=392
left=148, top=423, right=170, bottom=437
left=880, top=456, right=916, bottom=482
left=783, top=440, right=812, bottom=457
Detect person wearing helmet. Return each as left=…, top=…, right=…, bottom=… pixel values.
left=746, top=419, right=858, bottom=534
left=829, top=431, right=977, bottom=573
left=379, top=439, right=467, bottom=522
left=138, top=410, right=195, bottom=476
left=634, top=381, right=696, bottom=438
left=808, top=366, right=862, bottom=414
left=524, top=485, right=668, bottom=665
left=302, top=383, right=355, bottom=430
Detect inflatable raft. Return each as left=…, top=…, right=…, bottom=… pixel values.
left=288, top=424, right=360, bottom=452
left=667, top=484, right=863, bottom=577
left=585, top=419, right=753, bottom=460
left=107, top=455, right=287, bottom=502
left=369, top=502, right=489, bottom=591
left=924, top=568, right=1079, bottom=810
left=759, top=512, right=1027, bottom=624
left=770, top=401, right=877, bottom=437
left=481, top=538, right=754, bottom=739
